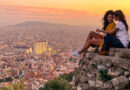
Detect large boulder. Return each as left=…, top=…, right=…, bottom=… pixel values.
left=72, top=48, right=130, bottom=90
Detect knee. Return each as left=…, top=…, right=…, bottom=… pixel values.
left=89, top=31, right=95, bottom=35
left=90, top=31, right=95, bottom=34
left=105, top=33, right=112, bottom=38
left=104, top=34, right=113, bottom=41
left=87, top=39, right=92, bottom=44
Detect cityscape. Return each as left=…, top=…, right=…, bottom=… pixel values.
left=1, top=0, right=130, bottom=90
left=0, top=21, right=94, bottom=90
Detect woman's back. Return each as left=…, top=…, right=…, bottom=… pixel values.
left=115, top=21, right=129, bottom=48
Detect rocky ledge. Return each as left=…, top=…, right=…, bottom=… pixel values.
left=72, top=48, right=130, bottom=90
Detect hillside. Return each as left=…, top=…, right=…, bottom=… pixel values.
left=72, top=48, right=130, bottom=90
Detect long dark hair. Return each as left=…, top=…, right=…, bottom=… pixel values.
left=114, top=10, right=128, bottom=30
left=103, top=10, right=114, bottom=30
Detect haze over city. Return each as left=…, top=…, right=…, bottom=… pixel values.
left=1, top=0, right=130, bottom=27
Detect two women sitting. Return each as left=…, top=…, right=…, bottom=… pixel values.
left=71, top=10, right=129, bottom=57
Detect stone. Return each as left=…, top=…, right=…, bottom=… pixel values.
left=87, top=74, right=95, bottom=78
left=97, top=65, right=106, bottom=70
left=108, top=69, right=120, bottom=77
left=72, top=76, right=75, bottom=85
left=111, top=76, right=129, bottom=90
left=119, top=61, right=130, bottom=70
left=103, top=81, right=113, bottom=89
left=109, top=48, right=117, bottom=56
left=78, top=84, right=89, bottom=90
left=118, top=49, right=130, bottom=59
left=116, top=68, right=124, bottom=74
left=88, top=80, right=95, bottom=87
left=80, top=76, right=88, bottom=83
left=114, top=71, right=121, bottom=76
left=72, top=48, right=130, bottom=90
left=124, top=71, right=130, bottom=76
left=129, top=76, right=130, bottom=81
left=109, top=48, right=130, bottom=58
left=77, top=85, right=82, bottom=90
left=106, top=62, right=112, bottom=68
left=95, top=80, right=104, bottom=88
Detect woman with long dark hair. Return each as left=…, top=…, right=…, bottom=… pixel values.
left=71, top=10, right=116, bottom=57
left=99, top=10, right=129, bottom=55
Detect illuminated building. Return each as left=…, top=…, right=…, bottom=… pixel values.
left=25, top=40, right=57, bottom=56
left=26, top=48, right=33, bottom=54
left=34, top=41, right=48, bottom=55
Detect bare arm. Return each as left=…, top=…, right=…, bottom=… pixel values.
left=96, top=28, right=118, bottom=34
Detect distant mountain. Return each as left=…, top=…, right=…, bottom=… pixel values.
left=0, top=21, right=95, bottom=51
left=6, top=21, right=79, bottom=28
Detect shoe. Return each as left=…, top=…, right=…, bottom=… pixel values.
left=76, top=46, right=83, bottom=52
left=98, top=51, right=109, bottom=55
left=71, top=51, right=80, bottom=57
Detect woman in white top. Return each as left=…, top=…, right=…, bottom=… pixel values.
left=71, top=10, right=116, bottom=57
left=99, top=10, right=129, bottom=55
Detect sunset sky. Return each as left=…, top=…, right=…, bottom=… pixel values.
left=1, top=0, right=130, bottom=27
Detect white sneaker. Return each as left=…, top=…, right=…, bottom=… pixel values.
left=76, top=46, right=83, bottom=52
left=71, top=51, right=80, bottom=57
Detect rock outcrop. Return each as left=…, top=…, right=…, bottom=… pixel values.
left=72, top=48, right=130, bottom=90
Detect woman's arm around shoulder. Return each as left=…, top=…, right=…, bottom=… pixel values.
left=105, top=27, right=119, bottom=34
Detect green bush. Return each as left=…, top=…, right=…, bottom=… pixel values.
left=0, top=77, right=13, bottom=83
left=0, top=79, right=4, bottom=83
left=15, top=76, right=19, bottom=79
left=5, top=77, right=13, bottom=82
left=98, top=70, right=113, bottom=82
left=39, top=77, right=72, bottom=90
left=39, top=72, right=74, bottom=90
left=0, top=79, right=27, bottom=90
left=59, top=72, right=74, bottom=82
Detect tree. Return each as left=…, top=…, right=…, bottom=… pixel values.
left=39, top=77, right=72, bottom=90
left=5, top=77, right=13, bottom=82
left=0, top=79, right=27, bottom=90
left=59, top=72, right=74, bottom=82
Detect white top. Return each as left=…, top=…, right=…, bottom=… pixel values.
left=115, top=21, right=129, bottom=48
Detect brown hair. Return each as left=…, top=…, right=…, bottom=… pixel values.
left=114, top=10, right=128, bottom=30
left=103, top=10, right=114, bottom=30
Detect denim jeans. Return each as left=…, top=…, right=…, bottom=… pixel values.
left=103, top=34, right=124, bottom=51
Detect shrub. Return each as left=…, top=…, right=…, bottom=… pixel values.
left=39, top=77, right=72, bottom=90
left=98, top=70, right=113, bottom=82
left=0, top=79, right=26, bottom=90
left=59, top=72, right=74, bottom=82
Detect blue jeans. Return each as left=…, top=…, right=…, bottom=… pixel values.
left=103, top=34, right=124, bottom=51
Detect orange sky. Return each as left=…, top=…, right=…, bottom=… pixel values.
left=0, top=0, right=130, bottom=27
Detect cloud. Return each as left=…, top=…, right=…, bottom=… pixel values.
left=0, top=5, right=92, bottom=18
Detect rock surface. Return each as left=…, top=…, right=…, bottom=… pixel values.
left=72, top=48, right=130, bottom=90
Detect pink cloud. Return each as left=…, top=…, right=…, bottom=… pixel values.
left=0, top=5, right=92, bottom=18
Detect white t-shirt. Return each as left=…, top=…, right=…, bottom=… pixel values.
left=115, top=21, right=129, bottom=48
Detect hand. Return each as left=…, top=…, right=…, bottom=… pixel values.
left=104, top=33, right=107, bottom=37
left=96, top=29, right=105, bottom=33
left=99, top=29, right=105, bottom=33
left=98, top=47, right=102, bottom=52
left=96, top=29, right=100, bottom=32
